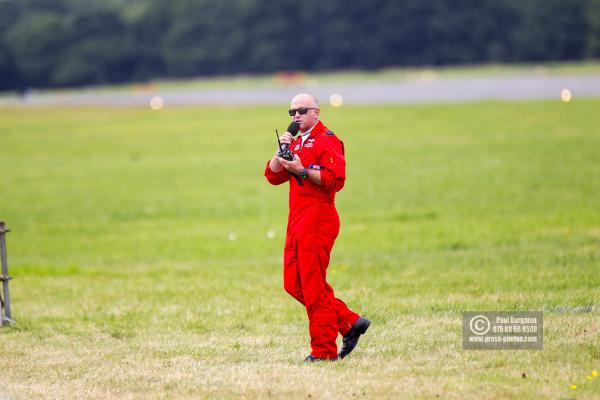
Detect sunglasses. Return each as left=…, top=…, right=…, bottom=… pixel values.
left=288, top=107, right=317, bottom=116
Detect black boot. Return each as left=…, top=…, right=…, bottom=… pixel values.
left=339, top=316, right=371, bottom=359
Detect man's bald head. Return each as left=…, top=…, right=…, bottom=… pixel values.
left=290, top=93, right=320, bottom=132
left=291, top=93, right=319, bottom=108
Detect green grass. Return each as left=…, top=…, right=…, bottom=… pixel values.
left=147, top=60, right=600, bottom=90
left=0, top=99, right=599, bottom=399
left=3, top=60, right=599, bottom=95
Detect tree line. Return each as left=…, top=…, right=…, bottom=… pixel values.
left=0, top=0, right=599, bottom=91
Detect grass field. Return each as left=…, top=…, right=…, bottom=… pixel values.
left=148, top=60, right=600, bottom=90
left=3, top=60, right=599, bottom=96
left=1, top=99, right=599, bottom=399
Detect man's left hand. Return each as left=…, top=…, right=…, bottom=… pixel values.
left=278, top=154, right=304, bottom=175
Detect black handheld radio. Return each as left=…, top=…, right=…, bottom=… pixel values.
left=276, top=122, right=300, bottom=161
left=275, top=121, right=302, bottom=185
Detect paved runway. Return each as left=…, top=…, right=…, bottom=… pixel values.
left=2, top=73, right=599, bottom=106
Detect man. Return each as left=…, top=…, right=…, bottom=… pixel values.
left=264, top=93, right=370, bottom=362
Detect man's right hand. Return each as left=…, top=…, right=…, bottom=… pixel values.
left=279, top=132, right=293, bottom=147
left=270, top=132, right=294, bottom=172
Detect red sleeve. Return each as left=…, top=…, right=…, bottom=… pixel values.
left=264, top=160, right=290, bottom=185
left=318, top=137, right=346, bottom=192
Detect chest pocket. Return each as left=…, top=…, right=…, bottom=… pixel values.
left=294, top=141, right=318, bottom=165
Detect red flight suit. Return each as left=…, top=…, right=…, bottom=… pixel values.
left=265, top=120, right=359, bottom=359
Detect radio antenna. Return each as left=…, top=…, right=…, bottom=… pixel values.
left=275, top=129, right=285, bottom=153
